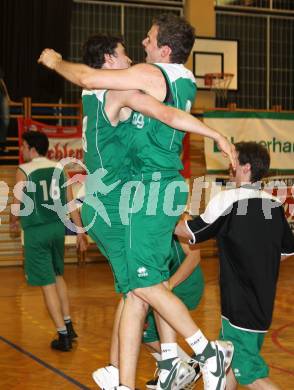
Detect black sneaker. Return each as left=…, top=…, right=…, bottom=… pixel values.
left=51, top=333, right=72, bottom=351
left=146, top=376, right=158, bottom=389
left=66, top=321, right=78, bottom=340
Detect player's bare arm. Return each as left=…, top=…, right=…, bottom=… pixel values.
left=103, top=90, right=133, bottom=125
left=65, top=175, right=88, bottom=252
left=38, top=49, right=166, bottom=100
left=174, top=220, right=193, bottom=240
left=120, top=90, right=237, bottom=169
left=169, top=238, right=201, bottom=290
left=10, top=168, right=26, bottom=233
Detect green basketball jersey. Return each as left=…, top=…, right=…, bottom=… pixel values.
left=170, top=236, right=204, bottom=297
left=82, top=89, right=131, bottom=193
left=19, top=157, right=66, bottom=229
left=129, top=63, right=197, bottom=174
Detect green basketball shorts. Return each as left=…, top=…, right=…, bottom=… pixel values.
left=220, top=317, right=269, bottom=385
left=23, top=221, right=64, bottom=286
left=125, top=173, right=189, bottom=292
left=81, top=199, right=129, bottom=294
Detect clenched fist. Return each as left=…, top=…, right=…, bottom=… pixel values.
left=38, top=48, right=62, bottom=70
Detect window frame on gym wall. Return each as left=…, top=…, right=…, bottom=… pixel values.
left=64, top=0, right=183, bottom=103
left=215, top=0, right=294, bottom=110
left=215, top=0, right=294, bottom=11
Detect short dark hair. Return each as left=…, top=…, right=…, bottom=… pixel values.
left=22, top=130, right=49, bottom=156
left=152, top=14, right=195, bottom=64
left=235, top=141, right=270, bottom=182
left=83, top=34, right=125, bottom=69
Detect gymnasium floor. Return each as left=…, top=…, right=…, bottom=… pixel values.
left=0, top=255, right=293, bottom=389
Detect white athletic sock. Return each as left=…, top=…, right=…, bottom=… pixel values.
left=186, top=330, right=209, bottom=355
left=57, top=326, right=67, bottom=335
left=64, top=316, right=71, bottom=323
left=177, top=345, right=191, bottom=360
left=151, top=352, right=162, bottom=361
left=161, top=343, right=178, bottom=360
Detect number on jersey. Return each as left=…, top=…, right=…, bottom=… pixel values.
left=39, top=179, right=60, bottom=201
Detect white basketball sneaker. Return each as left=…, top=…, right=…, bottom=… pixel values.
left=182, top=356, right=202, bottom=389
left=146, top=357, right=201, bottom=390
left=195, top=340, right=234, bottom=390
left=92, top=365, right=119, bottom=389
left=156, top=357, right=195, bottom=390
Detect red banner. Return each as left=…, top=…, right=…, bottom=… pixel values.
left=18, top=117, right=191, bottom=177
left=17, top=118, right=83, bottom=164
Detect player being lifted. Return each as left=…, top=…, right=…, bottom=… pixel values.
left=39, top=14, right=236, bottom=390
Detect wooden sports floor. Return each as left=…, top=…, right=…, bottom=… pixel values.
left=0, top=255, right=293, bottom=389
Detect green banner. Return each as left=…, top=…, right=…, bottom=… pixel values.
left=203, top=111, right=294, bottom=172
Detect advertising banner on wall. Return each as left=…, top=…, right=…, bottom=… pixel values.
left=264, top=175, right=294, bottom=235
left=17, top=118, right=83, bottom=165
left=203, top=112, right=294, bottom=172
left=18, top=118, right=191, bottom=177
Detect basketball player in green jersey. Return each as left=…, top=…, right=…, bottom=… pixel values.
left=80, top=34, right=133, bottom=295
left=39, top=15, right=236, bottom=390
left=70, top=33, right=201, bottom=390
left=144, top=233, right=203, bottom=389
left=10, top=131, right=87, bottom=351
left=101, top=231, right=204, bottom=390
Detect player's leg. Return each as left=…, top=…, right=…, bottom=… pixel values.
left=55, top=275, right=78, bottom=339
left=82, top=203, right=137, bottom=387
left=119, top=291, right=149, bottom=389
left=121, top=178, right=172, bottom=389
left=92, top=298, right=124, bottom=389
left=94, top=242, right=204, bottom=389
left=41, top=283, right=65, bottom=328
left=226, top=368, right=281, bottom=390
left=154, top=310, right=178, bottom=350
left=134, top=284, right=233, bottom=390
left=135, top=284, right=199, bottom=339
left=52, top=228, right=78, bottom=340
left=153, top=239, right=204, bottom=355
left=247, top=378, right=281, bottom=390
left=152, top=311, right=196, bottom=390
left=55, top=276, right=69, bottom=317
left=23, top=224, right=72, bottom=351
left=110, top=297, right=124, bottom=367
left=151, top=268, right=204, bottom=389
left=41, top=282, right=73, bottom=349
left=226, top=368, right=238, bottom=390
left=127, top=176, right=233, bottom=390
left=145, top=340, right=191, bottom=362
left=144, top=310, right=198, bottom=390
left=45, top=223, right=74, bottom=350
left=41, top=285, right=72, bottom=350
left=126, top=176, right=220, bottom=389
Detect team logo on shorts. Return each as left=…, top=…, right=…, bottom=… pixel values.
left=137, top=267, right=148, bottom=278
left=234, top=368, right=241, bottom=377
